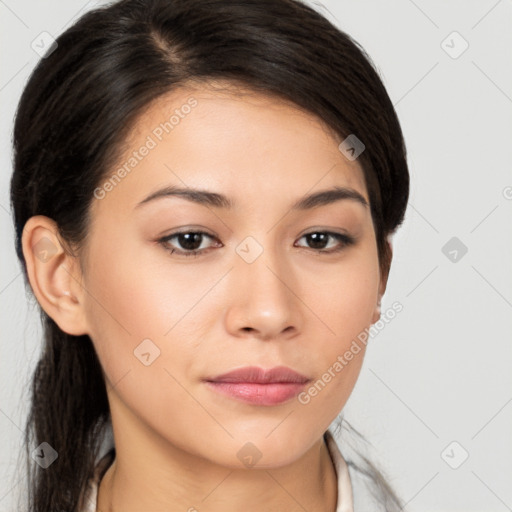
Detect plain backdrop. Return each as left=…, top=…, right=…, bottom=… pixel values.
left=1, top=1, right=511, bottom=511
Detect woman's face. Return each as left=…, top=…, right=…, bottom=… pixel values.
left=81, top=83, right=384, bottom=468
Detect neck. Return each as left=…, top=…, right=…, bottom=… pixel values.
left=97, top=430, right=338, bottom=512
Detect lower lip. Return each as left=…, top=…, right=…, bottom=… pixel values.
left=205, top=381, right=307, bottom=405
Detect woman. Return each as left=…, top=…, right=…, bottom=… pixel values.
left=10, top=0, right=409, bottom=510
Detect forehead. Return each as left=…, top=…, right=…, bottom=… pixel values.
left=92, top=81, right=368, bottom=215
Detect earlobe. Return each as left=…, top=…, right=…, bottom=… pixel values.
left=371, top=299, right=381, bottom=324
left=372, top=237, right=393, bottom=324
left=21, top=215, right=88, bottom=336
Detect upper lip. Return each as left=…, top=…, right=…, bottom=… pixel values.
left=205, top=366, right=310, bottom=384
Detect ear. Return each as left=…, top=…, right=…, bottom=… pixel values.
left=371, top=236, right=393, bottom=324
left=21, top=215, right=88, bottom=336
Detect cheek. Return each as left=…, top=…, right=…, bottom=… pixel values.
left=81, top=231, right=227, bottom=381
left=299, top=247, right=379, bottom=406
left=307, top=246, right=380, bottom=342
left=80, top=238, right=220, bottom=439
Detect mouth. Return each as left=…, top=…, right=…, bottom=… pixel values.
left=203, top=366, right=311, bottom=406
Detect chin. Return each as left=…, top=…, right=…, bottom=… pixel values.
left=201, top=426, right=321, bottom=470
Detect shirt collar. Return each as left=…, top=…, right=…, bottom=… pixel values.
left=324, top=429, right=355, bottom=512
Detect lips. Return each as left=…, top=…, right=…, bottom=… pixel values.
left=207, top=366, right=310, bottom=384
left=204, top=366, right=310, bottom=405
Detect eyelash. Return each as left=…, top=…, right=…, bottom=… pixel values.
left=157, top=230, right=355, bottom=258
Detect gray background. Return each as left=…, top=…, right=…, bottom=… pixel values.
left=1, top=1, right=511, bottom=511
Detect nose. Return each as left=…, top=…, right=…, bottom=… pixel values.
left=224, top=243, right=303, bottom=341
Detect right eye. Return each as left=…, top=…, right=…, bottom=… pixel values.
left=158, top=231, right=223, bottom=257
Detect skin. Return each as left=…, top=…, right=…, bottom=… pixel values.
left=22, top=81, right=390, bottom=511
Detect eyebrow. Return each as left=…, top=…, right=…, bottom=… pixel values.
left=135, top=184, right=368, bottom=210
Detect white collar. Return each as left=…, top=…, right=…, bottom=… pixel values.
left=324, top=429, right=355, bottom=512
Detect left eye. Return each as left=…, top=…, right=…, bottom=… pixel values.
left=295, top=231, right=354, bottom=252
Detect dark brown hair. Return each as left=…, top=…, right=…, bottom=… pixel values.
left=10, top=0, right=409, bottom=510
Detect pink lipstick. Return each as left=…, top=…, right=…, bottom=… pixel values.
left=204, top=366, right=310, bottom=406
